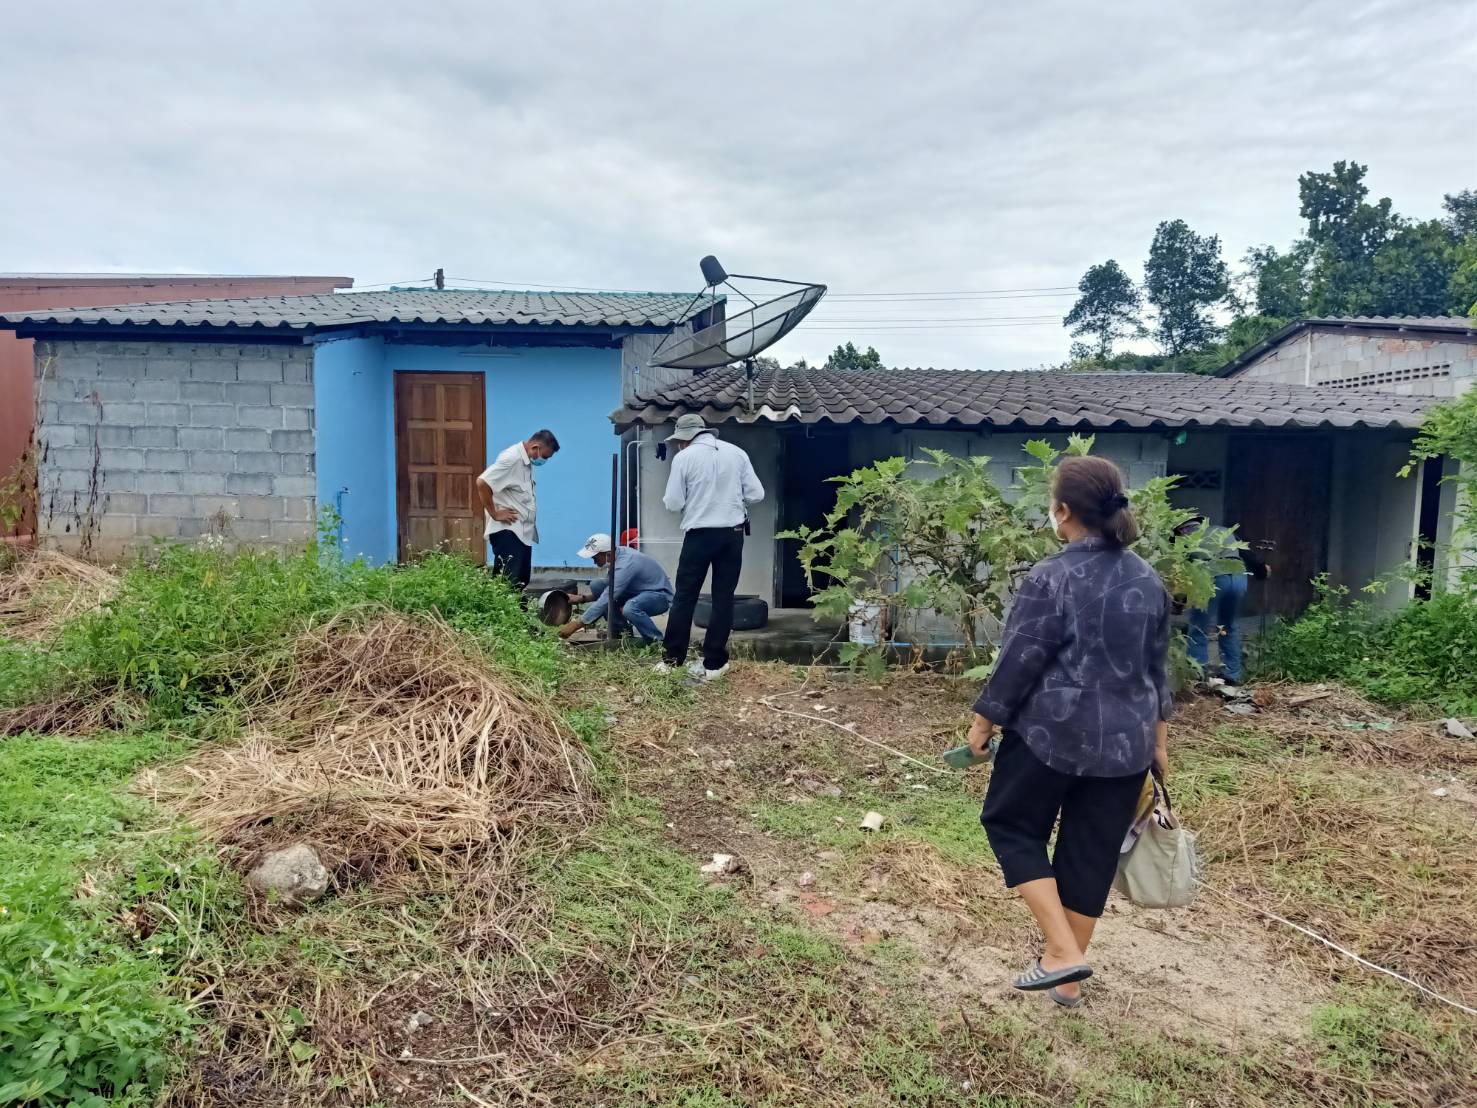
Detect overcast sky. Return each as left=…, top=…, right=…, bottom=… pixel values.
left=3, top=0, right=1474, bottom=369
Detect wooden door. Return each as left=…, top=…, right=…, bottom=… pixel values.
left=394, top=372, right=486, bottom=563
left=1223, top=435, right=1332, bottom=617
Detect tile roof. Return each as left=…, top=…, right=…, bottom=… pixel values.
left=0, top=289, right=711, bottom=332
left=1217, top=315, right=1477, bottom=377
left=614, top=366, right=1434, bottom=431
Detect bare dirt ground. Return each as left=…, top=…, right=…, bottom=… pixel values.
left=598, top=661, right=1477, bottom=1054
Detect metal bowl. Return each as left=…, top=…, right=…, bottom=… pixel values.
left=537, top=589, right=573, bottom=627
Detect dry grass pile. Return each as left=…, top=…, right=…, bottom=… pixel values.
left=148, top=612, right=593, bottom=901
left=1185, top=755, right=1477, bottom=1008
left=0, top=547, right=115, bottom=640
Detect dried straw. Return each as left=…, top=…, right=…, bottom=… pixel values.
left=147, top=613, right=593, bottom=907
left=0, top=548, right=116, bottom=640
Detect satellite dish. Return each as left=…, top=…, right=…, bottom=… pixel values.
left=649, top=257, right=826, bottom=376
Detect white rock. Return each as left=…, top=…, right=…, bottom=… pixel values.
left=247, top=844, right=329, bottom=904
left=700, top=853, right=736, bottom=875
left=859, top=811, right=885, bottom=832
left=798, top=871, right=817, bottom=887
left=407, top=1011, right=433, bottom=1033
left=1444, top=718, right=1474, bottom=740
left=1432, top=787, right=1450, bottom=798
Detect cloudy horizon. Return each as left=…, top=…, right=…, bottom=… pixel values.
left=3, top=0, right=1473, bottom=370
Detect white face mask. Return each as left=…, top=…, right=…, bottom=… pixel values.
left=1051, top=505, right=1068, bottom=541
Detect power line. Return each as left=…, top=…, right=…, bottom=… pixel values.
left=807, top=315, right=1063, bottom=324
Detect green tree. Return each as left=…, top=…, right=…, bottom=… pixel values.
left=1443, top=189, right=1477, bottom=239
left=1299, top=161, right=1397, bottom=315
left=1144, top=219, right=1230, bottom=354
left=823, top=342, right=884, bottom=371
left=1369, top=219, right=1458, bottom=316
left=1242, top=243, right=1309, bottom=318
left=1063, top=259, right=1142, bottom=358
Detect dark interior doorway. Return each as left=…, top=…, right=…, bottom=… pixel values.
left=1415, top=455, right=1446, bottom=600
left=775, top=428, right=855, bottom=608
left=1223, top=434, right=1333, bottom=617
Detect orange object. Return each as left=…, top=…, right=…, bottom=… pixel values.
left=620, top=528, right=639, bottom=548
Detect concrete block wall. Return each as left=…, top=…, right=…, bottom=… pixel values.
left=33, top=339, right=317, bottom=559
left=1236, top=330, right=1477, bottom=396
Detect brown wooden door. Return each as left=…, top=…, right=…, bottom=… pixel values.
left=1223, top=435, right=1332, bottom=617
left=394, top=372, right=486, bottom=563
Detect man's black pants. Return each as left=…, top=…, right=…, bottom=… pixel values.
left=980, top=730, right=1147, bottom=918
left=663, top=525, right=744, bottom=671
left=488, top=531, right=532, bottom=591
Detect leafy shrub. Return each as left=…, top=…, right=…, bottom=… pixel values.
left=9, top=543, right=560, bottom=723
left=1254, top=581, right=1477, bottom=714
left=782, top=434, right=1239, bottom=670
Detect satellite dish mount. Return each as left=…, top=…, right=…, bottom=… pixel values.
left=648, top=256, right=826, bottom=412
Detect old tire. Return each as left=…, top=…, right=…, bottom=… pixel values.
left=694, top=593, right=768, bottom=631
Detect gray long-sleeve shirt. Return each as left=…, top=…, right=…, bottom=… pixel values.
left=973, top=537, right=1173, bottom=777
left=581, top=547, right=674, bottom=625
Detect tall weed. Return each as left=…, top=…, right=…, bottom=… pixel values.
left=1254, top=581, right=1477, bottom=714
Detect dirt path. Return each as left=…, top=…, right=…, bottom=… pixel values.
left=607, top=664, right=1337, bottom=1053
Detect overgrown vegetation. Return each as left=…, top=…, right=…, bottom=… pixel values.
left=1253, top=581, right=1477, bottom=715
left=783, top=434, right=1238, bottom=671
left=1256, top=390, right=1477, bottom=714
left=1063, top=162, right=1477, bottom=373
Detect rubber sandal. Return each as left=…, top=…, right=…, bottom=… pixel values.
left=1011, top=959, right=1093, bottom=992
left=1047, top=986, right=1085, bottom=1009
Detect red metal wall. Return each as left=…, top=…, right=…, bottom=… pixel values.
left=0, top=273, right=352, bottom=540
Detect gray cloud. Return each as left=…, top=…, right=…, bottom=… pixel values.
left=3, top=0, right=1473, bottom=369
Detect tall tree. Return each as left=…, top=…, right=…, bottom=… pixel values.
left=1063, top=260, right=1142, bottom=358
left=824, top=342, right=884, bottom=371
left=1369, top=219, right=1458, bottom=316
left=1241, top=243, right=1309, bottom=319
left=1298, top=161, right=1397, bottom=315
left=1442, top=189, right=1477, bottom=239
left=1143, top=219, right=1230, bottom=354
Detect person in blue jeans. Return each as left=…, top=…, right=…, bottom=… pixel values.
left=560, top=533, right=673, bottom=645
left=1178, top=517, right=1269, bottom=684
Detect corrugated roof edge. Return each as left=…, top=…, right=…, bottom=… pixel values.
left=611, top=404, right=1428, bottom=433
left=1215, top=315, right=1477, bottom=378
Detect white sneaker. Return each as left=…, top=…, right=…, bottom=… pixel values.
left=653, top=660, right=676, bottom=674
left=688, top=662, right=729, bottom=682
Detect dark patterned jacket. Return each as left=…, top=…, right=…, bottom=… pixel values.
left=973, top=536, right=1173, bottom=777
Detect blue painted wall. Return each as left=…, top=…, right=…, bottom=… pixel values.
left=314, top=335, right=392, bottom=561
left=315, top=336, right=621, bottom=567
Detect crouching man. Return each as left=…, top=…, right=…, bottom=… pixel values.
left=559, top=533, right=673, bottom=645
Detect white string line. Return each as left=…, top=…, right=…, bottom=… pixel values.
left=1197, top=881, right=1477, bottom=1018
left=759, top=692, right=951, bottom=776
left=771, top=699, right=1477, bottom=1017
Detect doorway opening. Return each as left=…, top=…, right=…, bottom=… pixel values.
left=1415, top=455, right=1446, bottom=600
left=774, top=428, right=854, bottom=608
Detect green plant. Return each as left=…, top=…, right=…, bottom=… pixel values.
left=0, top=732, right=198, bottom=1106
left=6, top=543, right=561, bottom=725
left=782, top=435, right=1236, bottom=671
left=1254, top=579, right=1477, bottom=714
left=1402, top=386, right=1477, bottom=592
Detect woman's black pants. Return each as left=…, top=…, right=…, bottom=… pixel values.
left=980, top=731, right=1146, bottom=918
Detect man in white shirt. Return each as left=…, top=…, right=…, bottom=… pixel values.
left=476, top=429, right=559, bottom=589
left=657, top=414, right=764, bottom=681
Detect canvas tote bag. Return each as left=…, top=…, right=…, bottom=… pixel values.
left=1113, top=772, right=1200, bottom=909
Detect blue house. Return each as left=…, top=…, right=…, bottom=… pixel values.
left=2, top=288, right=710, bottom=566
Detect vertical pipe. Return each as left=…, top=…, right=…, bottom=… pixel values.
left=607, top=453, right=619, bottom=649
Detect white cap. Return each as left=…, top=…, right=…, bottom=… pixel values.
left=577, top=532, right=613, bottom=559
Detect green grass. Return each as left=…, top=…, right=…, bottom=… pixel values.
left=0, top=731, right=202, bottom=1105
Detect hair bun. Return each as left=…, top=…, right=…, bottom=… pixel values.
left=1101, top=492, right=1129, bottom=516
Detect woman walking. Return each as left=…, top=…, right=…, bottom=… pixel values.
left=966, top=456, right=1172, bottom=1007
